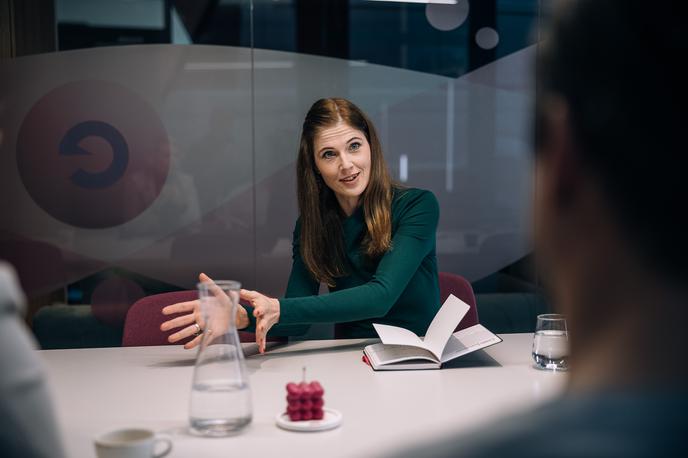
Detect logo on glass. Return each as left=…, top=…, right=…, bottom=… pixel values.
left=17, top=80, right=170, bottom=228
left=59, top=120, right=129, bottom=189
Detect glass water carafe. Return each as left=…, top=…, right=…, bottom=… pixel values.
left=189, top=280, right=252, bottom=436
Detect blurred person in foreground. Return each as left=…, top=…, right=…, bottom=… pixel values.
left=391, top=0, right=687, bottom=456
left=0, top=262, right=65, bottom=457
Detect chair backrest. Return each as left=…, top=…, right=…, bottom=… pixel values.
left=122, top=290, right=258, bottom=346
left=439, top=271, right=479, bottom=331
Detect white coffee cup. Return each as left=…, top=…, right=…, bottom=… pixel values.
left=94, top=428, right=172, bottom=458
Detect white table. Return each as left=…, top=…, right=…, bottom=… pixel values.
left=40, top=334, right=566, bottom=457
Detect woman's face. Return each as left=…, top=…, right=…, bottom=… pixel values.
left=313, top=121, right=371, bottom=212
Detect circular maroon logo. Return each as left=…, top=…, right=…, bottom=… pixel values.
left=17, top=80, right=170, bottom=228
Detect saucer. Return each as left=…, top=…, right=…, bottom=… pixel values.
left=275, top=408, right=342, bottom=432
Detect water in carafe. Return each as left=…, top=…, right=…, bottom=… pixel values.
left=189, top=280, right=252, bottom=436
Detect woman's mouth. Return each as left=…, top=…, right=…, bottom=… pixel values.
left=339, top=172, right=360, bottom=184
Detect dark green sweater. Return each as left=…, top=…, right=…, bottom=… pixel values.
left=247, top=187, right=440, bottom=339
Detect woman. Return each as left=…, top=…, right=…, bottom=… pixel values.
left=161, top=98, right=441, bottom=353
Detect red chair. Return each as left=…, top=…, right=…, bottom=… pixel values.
left=122, top=290, right=258, bottom=347
left=439, top=271, right=479, bottom=331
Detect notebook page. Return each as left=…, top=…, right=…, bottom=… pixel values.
left=423, top=294, right=470, bottom=358
left=365, top=343, right=439, bottom=365
left=372, top=324, right=424, bottom=348
left=439, top=324, right=502, bottom=363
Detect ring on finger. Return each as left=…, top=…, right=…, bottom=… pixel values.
left=193, top=322, right=202, bottom=337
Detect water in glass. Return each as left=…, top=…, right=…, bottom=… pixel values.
left=532, top=314, right=569, bottom=371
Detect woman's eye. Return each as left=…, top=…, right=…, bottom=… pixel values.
left=350, top=142, right=361, bottom=151
left=322, top=150, right=336, bottom=159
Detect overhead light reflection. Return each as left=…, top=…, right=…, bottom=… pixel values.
left=400, top=154, right=408, bottom=183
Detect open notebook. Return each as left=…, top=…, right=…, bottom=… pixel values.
left=364, top=294, right=502, bottom=370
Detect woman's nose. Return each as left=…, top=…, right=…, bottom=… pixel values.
left=339, top=152, right=354, bottom=170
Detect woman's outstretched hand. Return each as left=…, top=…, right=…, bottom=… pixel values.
left=240, top=289, right=280, bottom=354
left=160, top=273, right=248, bottom=350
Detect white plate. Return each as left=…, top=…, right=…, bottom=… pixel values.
left=275, top=408, right=342, bottom=432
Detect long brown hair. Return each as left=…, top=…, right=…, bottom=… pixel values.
left=297, top=98, right=394, bottom=287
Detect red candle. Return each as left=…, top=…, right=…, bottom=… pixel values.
left=285, top=368, right=325, bottom=421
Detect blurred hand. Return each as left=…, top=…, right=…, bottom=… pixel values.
left=240, top=289, right=280, bottom=354
left=161, top=273, right=248, bottom=350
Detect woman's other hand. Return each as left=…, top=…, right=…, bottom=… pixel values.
left=160, top=276, right=203, bottom=349
left=161, top=272, right=248, bottom=349
left=241, top=289, right=280, bottom=354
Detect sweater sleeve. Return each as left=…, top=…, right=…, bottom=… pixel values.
left=278, top=190, right=439, bottom=325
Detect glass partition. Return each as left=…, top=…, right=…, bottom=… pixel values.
left=0, top=0, right=544, bottom=348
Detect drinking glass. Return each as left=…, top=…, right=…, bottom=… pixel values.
left=189, top=280, right=252, bottom=436
left=531, top=314, right=569, bottom=371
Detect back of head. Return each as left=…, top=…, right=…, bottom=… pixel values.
left=387, top=4, right=688, bottom=457
left=537, top=0, right=688, bottom=283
